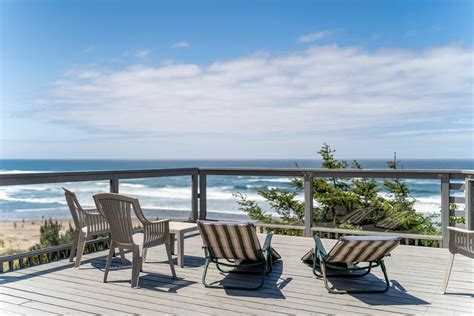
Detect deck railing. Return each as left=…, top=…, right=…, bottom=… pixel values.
left=1, top=167, right=473, bottom=271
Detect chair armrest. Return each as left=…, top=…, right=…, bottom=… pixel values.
left=143, top=219, right=170, bottom=244
left=448, top=227, right=474, bottom=235
left=143, top=218, right=170, bottom=226
left=262, top=232, right=273, bottom=252
left=82, top=208, right=100, bottom=216
left=81, top=209, right=108, bottom=233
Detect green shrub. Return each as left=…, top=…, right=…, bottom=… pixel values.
left=235, top=144, right=441, bottom=235
left=30, top=219, right=75, bottom=250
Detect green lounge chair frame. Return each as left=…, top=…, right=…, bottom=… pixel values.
left=198, top=221, right=275, bottom=290
left=306, top=235, right=400, bottom=294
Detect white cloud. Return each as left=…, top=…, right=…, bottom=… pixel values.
left=171, top=41, right=190, bottom=49
left=133, top=50, right=150, bottom=58
left=36, top=44, right=473, bottom=157
left=297, top=31, right=331, bottom=43
left=384, top=128, right=474, bottom=137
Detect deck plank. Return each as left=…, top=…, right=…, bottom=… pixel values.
left=1, top=234, right=473, bottom=315
left=0, top=301, right=56, bottom=316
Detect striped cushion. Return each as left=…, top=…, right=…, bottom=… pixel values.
left=327, top=236, right=400, bottom=263
left=197, top=221, right=262, bottom=261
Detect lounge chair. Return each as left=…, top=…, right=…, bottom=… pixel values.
left=302, top=235, right=400, bottom=294
left=64, top=188, right=124, bottom=268
left=197, top=221, right=280, bottom=290
left=93, top=193, right=176, bottom=288
left=441, top=227, right=474, bottom=294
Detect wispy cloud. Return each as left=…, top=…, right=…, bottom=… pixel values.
left=37, top=44, right=473, bottom=157
left=385, top=128, right=474, bottom=137
left=133, top=50, right=150, bottom=58
left=171, top=41, right=190, bottom=49
left=453, top=119, right=474, bottom=125
left=297, top=31, right=331, bottom=43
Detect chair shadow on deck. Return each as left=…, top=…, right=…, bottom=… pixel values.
left=324, top=273, right=430, bottom=306
left=155, top=255, right=207, bottom=268
left=91, top=256, right=196, bottom=293
left=203, top=260, right=289, bottom=299
left=159, top=254, right=290, bottom=298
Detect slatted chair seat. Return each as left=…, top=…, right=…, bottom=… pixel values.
left=302, top=235, right=400, bottom=294
left=197, top=221, right=280, bottom=290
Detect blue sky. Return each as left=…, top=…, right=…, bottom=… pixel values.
left=1, top=0, right=473, bottom=159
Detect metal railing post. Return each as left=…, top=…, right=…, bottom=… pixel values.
left=440, top=173, right=450, bottom=248
left=465, top=178, right=474, bottom=230
left=304, top=172, right=313, bottom=237
left=199, top=172, right=207, bottom=220
left=110, top=175, right=119, bottom=193
left=191, top=174, right=199, bottom=222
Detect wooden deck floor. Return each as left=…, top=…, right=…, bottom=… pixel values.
left=1, top=234, right=473, bottom=315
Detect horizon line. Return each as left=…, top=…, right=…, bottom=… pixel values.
left=1, top=158, right=473, bottom=161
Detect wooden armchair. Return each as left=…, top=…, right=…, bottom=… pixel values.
left=93, top=193, right=176, bottom=288
left=441, top=227, right=474, bottom=294
left=64, top=188, right=118, bottom=268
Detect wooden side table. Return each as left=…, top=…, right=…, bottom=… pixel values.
left=169, top=222, right=199, bottom=268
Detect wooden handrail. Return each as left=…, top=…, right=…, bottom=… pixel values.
left=1, top=167, right=472, bottom=186
left=0, top=168, right=199, bottom=186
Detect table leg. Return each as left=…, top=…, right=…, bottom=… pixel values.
left=177, top=232, right=184, bottom=268
left=170, top=233, right=176, bottom=255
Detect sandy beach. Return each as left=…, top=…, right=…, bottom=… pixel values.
left=0, top=219, right=76, bottom=256
left=0, top=218, right=156, bottom=256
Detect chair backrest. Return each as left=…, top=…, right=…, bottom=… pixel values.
left=327, top=235, right=400, bottom=263
left=197, top=221, right=262, bottom=261
left=63, top=188, right=85, bottom=229
left=93, top=193, right=137, bottom=246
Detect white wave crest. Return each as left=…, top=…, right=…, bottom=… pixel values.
left=0, top=170, right=50, bottom=174
left=247, top=177, right=292, bottom=183
left=120, top=183, right=147, bottom=189
left=0, top=194, right=67, bottom=205
left=120, top=185, right=266, bottom=202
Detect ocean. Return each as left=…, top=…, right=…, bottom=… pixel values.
left=1, top=159, right=473, bottom=222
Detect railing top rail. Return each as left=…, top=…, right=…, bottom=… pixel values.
left=200, top=167, right=474, bottom=179
left=1, top=167, right=472, bottom=186
left=0, top=168, right=199, bottom=186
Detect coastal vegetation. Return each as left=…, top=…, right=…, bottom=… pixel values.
left=234, top=144, right=442, bottom=236
left=30, top=219, right=75, bottom=251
